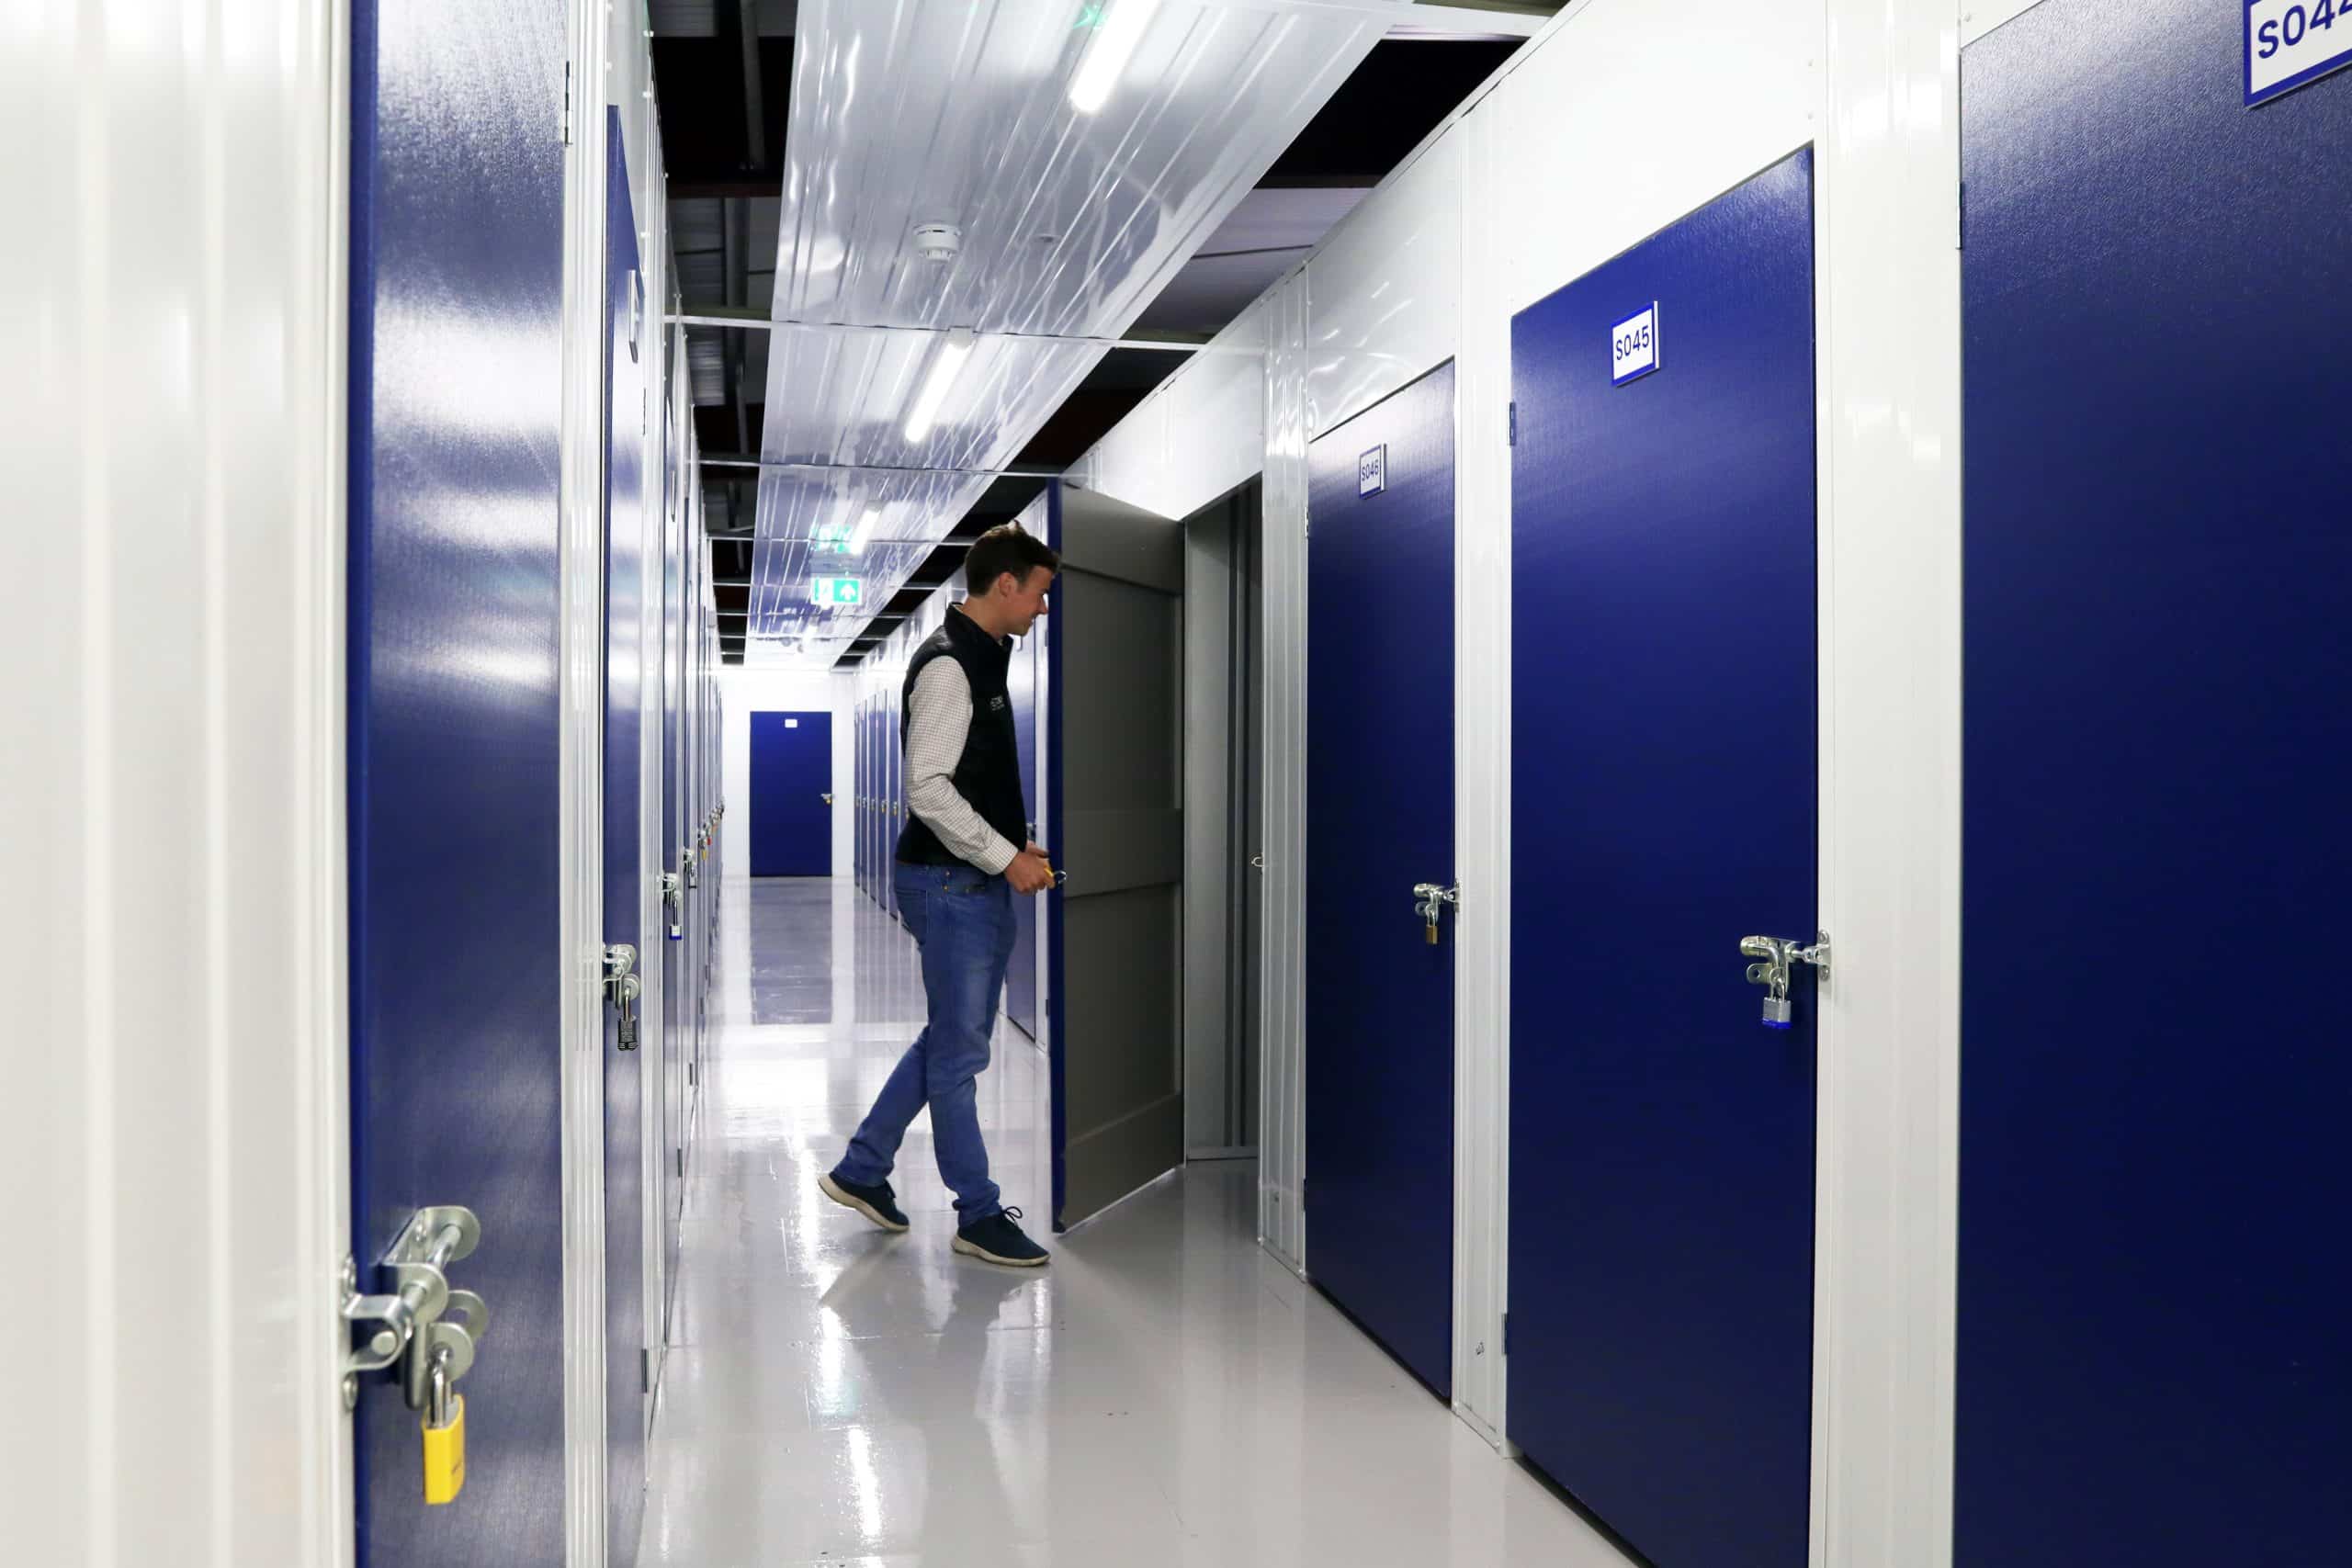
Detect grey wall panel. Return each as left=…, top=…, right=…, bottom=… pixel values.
left=1065, top=572, right=1182, bottom=806
left=1065, top=883, right=1183, bottom=1224
left=1066, top=887, right=1183, bottom=1130
left=1061, top=486, right=1187, bottom=592
left=1184, top=502, right=1238, bottom=1150
left=1057, top=489, right=1187, bottom=1226
left=1068, top=809, right=1183, bottom=896
left=1182, top=481, right=1264, bottom=1155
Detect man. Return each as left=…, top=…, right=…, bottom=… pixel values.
left=820, top=524, right=1059, bottom=1267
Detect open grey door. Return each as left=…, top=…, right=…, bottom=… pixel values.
left=1047, top=482, right=1185, bottom=1229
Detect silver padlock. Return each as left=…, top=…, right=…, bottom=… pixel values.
left=1740, top=932, right=1828, bottom=1031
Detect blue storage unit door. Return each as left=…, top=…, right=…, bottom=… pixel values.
left=1955, top=6, right=2352, bottom=1562
left=1303, top=364, right=1457, bottom=1397
left=345, top=0, right=570, bottom=1560
left=858, top=700, right=873, bottom=895
left=1006, top=623, right=1041, bottom=1038
left=887, top=685, right=903, bottom=919
left=1508, top=149, right=1818, bottom=1568
left=749, top=712, right=833, bottom=876
left=599, top=112, right=648, bottom=1568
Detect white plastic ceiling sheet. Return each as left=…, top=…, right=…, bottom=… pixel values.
left=745, top=0, right=1385, bottom=664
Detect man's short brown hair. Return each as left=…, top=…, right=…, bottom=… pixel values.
left=965, top=524, right=1060, bottom=596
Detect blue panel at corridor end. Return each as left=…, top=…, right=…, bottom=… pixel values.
left=1508, top=150, right=1818, bottom=1568
left=1304, top=363, right=1457, bottom=1398
left=750, top=711, right=834, bottom=876
left=1956, top=5, right=2352, bottom=1562
left=601, top=110, right=647, bottom=1568
left=346, top=0, right=569, bottom=1560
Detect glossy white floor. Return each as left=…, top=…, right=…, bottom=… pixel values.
left=642, top=876, right=1632, bottom=1568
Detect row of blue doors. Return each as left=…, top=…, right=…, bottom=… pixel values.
left=854, top=687, right=903, bottom=917
left=1306, top=5, right=2346, bottom=1562
left=346, top=13, right=721, bottom=1560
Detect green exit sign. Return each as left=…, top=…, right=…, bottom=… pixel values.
left=810, top=577, right=863, bottom=607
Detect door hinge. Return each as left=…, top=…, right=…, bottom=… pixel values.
left=1956, top=179, right=1966, bottom=251
left=561, top=61, right=572, bottom=146
left=675, top=1146, right=684, bottom=1179
left=1503, top=1312, right=1510, bottom=1356
left=641, top=1347, right=654, bottom=1393
left=687, top=1060, right=696, bottom=1087
left=1508, top=400, right=1518, bottom=446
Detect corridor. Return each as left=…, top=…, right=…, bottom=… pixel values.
left=639, top=880, right=1625, bottom=1567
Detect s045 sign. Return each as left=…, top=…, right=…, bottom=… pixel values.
left=2247, top=0, right=2352, bottom=106
left=1611, top=302, right=1659, bottom=386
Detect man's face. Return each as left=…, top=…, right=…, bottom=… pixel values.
left=1001, top=565, right=1055, bottom=636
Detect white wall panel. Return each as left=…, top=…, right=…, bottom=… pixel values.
left=1303, top=135, right=1462, bottom=438
left=720, top=671, right=854, bottom=877
left=1170, top=304, right=1270, bottom=513
left=1501, top=0, right=1819, bottom=314
left=1070, top=387, right=1169, bottom=512
left=1076, top=303, right=1270, bottom=523
left=1811, top=1, right=1963, bottom=1562
left=1255, top=274, right=1311, bottom=1273
left=0, top=2, right=353, bottom=1562
left=1446, top=95, right=1513, bottom=1445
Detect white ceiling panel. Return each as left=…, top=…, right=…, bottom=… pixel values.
left=747, top=0, right=1385, bottom=662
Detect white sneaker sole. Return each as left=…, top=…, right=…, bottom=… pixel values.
left=819, top=1174, right=910, bottom=1233
left=952, top=1233, right=1050, bottom=1269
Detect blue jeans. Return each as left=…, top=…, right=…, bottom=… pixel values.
left=834, top=861, right=1016, bottom=1223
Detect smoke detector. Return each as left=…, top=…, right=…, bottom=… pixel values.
left=911, top=222, right=963, bottom=262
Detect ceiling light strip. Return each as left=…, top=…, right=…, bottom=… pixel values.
left=1183, top=0, right=1545, bottom=37
left=1069, top=0, right=1164, bottom=113
left=667, top=313, right=1213, bottom=353
left=697, top=457, right=1065, bottom=479
left=901, top=330, right=978, bottom=445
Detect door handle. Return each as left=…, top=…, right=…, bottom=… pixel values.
left=822, top=793, right=834, bottom=805
left=1738, top=931, right=1829, bottom=1029
left=339, top=1205, right=488, bottom=1416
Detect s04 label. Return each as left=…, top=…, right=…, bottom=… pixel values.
left=2248, top=0, right=2352, bottom=106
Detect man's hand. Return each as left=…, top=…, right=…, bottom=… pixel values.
left=1005, top=848, right=1055, bottom=896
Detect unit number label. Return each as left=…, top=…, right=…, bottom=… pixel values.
left=2247, top=0, right=2352, bottom=106
left=1611, top=303, right=1660, bottom=386
left=1359, top=444, right=1386, bottom=497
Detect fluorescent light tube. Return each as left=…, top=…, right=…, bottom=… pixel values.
left=901, top=328, right=976, bottom=445
left=1069, top=0, right=1160, bottom=116
left=847, top=506, right=881, bottom=557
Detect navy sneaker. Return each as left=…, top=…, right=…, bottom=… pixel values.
left=953, top=1206, right=1050, bottom=1268
left=820, top=1171, right=910, bottom=1233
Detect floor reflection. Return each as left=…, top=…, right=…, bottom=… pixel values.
left=644, top=875, right=1630, bottom=1567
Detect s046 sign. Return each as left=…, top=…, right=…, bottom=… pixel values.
left=2247, top=0, right=2352, bottom=106
left=1611, top=302, right=1660, bottom=386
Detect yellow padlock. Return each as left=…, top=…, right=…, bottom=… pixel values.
left=422, top=1396, right=466, bottom=1504
left=422, top=1347, right=466, bottom=1506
